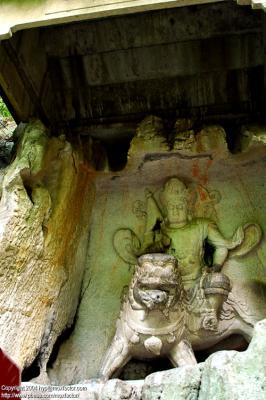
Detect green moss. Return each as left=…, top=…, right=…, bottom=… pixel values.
left=0, top=97, right=10, bottom=118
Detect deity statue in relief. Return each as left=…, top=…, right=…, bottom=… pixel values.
left=102, top=177, right=262, bottom=378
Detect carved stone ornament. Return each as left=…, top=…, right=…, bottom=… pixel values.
left=114, top=177, right=261, bottom=269
left=102, top=177, right=263, bottom=378
left=100, top=254, right=197, bottom=378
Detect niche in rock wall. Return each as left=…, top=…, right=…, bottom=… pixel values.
left=45, top=116, right=266, bottom=384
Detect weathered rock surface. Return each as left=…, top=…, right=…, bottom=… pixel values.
left=0, top=119, right=16, bottom=168
left=198, top=319, right=266, bottom=400
left=143, top=319, right=266, bottom=400
left=142, top=365, right=202, bottom=400
left=100, top=379, right=141, bottom=400
left=0, top=120, right=94, bottom=378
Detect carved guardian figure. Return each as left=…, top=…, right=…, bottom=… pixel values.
left=99, top=254, right=196, bottom=378
left=114, top=177, right=262, bottom=330
left=106, top=176, right=263, bottom=378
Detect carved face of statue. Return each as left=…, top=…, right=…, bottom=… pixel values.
left=165, top=200, right=188, bottom=226
left=133, top=254, right=181, bottom=311
left=160, top=178, right=188, bottom=227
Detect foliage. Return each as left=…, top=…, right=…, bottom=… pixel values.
left=0, top=97, right=11, bottom=118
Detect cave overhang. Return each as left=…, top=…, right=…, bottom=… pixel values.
left=0, top=0, right=265, bottom=142
left=0, top=0, right=227, bottom=40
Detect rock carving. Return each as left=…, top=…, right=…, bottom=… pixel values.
left=100, top=254, right=196, bottom=378
left=100, top=251, right=261, bottom=379
left=114, top=177, right=261, bottom=275
left=103, top=177, right=263, bottom=378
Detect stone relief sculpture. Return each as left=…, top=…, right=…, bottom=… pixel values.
left=100, top=254, right=196, bottom=378
left=101, top=177, right=262, bottom=378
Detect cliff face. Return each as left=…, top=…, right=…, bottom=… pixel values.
left=0, top=120, right=95, bottom=380
left=1, top=117, right=266, bottom=387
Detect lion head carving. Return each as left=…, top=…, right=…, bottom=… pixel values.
left=129, top=254, right=183, bottom=313
left=100, top=253, right=197, bottom=379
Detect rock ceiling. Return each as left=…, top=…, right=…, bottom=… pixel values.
left=0, top=2, right=265, bottom=140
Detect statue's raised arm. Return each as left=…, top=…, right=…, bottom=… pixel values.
left=108, top=176, right=263, bottom=379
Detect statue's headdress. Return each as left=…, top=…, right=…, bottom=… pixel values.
left=160, top=177, right=188, bottom=207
